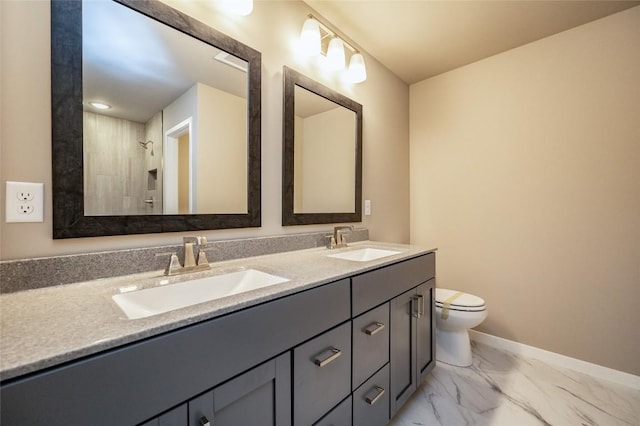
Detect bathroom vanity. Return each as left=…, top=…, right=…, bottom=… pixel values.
left=0, top=243, right=435, bottom=425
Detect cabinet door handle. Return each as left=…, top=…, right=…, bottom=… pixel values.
left=412, top=295, right=422, bottom=318
left=199, top=416, right=211, bottom=426
left=364, top=385, right=386, bottom=405
left=314, top=347, right=342, bottom=367
left=417, top=294, right=425, bottom=317
left=364, top=322, right=385, bottom=336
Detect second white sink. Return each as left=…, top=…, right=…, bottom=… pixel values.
left=327, top=248, right=402, bottom=262
left=112, top=269, right=289, bottom=319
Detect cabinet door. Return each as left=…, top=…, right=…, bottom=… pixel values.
left=389, top=289, right=418, bottom=415
left=159, top=405, right=188, bottom=426
left=188, top=353, right=291, bottom=426
left=416, top=282, right=435, bottom=383
left=138, top=404, right=187, bottom=426
left=389, top=280, right=436, bottom=417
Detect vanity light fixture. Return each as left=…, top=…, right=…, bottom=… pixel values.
left=326, top=37, right=346, bottom=70
left=89, top=101, right=111, bottom=110
left=300, top=17, right=321, bottom=56
left=299, top=14, right=367, bottom=83
left=348, top=53, right=367, bottom=83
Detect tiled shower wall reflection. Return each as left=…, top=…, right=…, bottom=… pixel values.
left=83, top=111, right=162, bottom=215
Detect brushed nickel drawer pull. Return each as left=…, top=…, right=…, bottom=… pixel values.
left=365, top=386, right=386, bottom=405
left=417, top=294, right=425, bottom=317
left=412, top=295, right=421, bottom=318
left=364, top=322, right=385, bottom=336
left=314, top=347, right=342, bottom=367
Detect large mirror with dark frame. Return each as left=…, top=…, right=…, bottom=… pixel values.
left=282, top=66, right=362, bottom=225
left=51, top=0, right=261, bottom=238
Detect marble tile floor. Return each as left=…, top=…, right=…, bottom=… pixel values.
left=389, top=341, right=640, bottom=426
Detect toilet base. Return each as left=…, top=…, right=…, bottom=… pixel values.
left=436, top=328, right=473, bottom=367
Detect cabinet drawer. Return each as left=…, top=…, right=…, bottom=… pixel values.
left=352, top=253, right=435, bottom=316
left=313, top=396, right=352, bottom=426
left=294, top=322, right=351, bottom=425
left=353, top=364, right=389, bottom=426
left=352, top=303, right=389, bottom=390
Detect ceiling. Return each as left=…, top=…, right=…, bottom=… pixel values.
left=304, top=0, right=640, bottom=84
left=84, top=0, right=247, bottom=123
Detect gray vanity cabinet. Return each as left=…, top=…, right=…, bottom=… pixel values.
left=1, top=252, right=436, bottom=426
left=389, top=281, right=435, bottom=416
left=188, top=352, right=291, bottom=426
left=0, top=280, right=349, bottom=426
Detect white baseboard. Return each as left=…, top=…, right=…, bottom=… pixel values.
left=469, top=330, right=640, bottom=390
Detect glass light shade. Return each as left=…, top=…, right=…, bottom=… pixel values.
left=348, top=53, right=367, bottom=83
left=221, top=0, right=253, bottom=16
left=326, top=37, right=346, bottom=70
left=300, top=18, right=321, bottom=56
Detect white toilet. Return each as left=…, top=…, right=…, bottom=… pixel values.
left=435, top=288, right=487, bottom=367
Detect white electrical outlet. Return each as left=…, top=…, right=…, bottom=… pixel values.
left=5, top=181, right=44, bottom=223
left=364, top=199, right=371, bottom=216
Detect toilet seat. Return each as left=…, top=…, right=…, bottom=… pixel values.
left=435, top=288, right=486, bottom=312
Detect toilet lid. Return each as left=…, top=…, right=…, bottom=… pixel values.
left=435, top=288, right=485, bottom=309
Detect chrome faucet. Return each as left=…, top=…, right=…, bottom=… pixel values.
left=329, top=226, right=354, bottom=249
left=165, top=236, right=211, bottom=276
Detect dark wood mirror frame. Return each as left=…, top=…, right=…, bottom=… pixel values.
left=51, top=0, right=261, bottom=238
left=282, top=66, right=362, bottom=226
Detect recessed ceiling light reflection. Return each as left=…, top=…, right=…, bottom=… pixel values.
left=89, top=101, right=111, bottom=110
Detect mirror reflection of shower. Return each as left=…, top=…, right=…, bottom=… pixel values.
left=139, top=140, right=154, bottom=156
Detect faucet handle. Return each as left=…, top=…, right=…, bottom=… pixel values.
left=164, top=253, right=182, bottom=276
left=197, top=249, right=209, bottom=266
left=326, top=235, right=337, bottom=249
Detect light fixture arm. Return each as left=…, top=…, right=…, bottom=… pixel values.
left=306, top=14, right=360, bottom=56
left=300, top=14, right=367, bottom=83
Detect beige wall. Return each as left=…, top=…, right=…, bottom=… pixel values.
left=296, top=107, right=355, bottom=213
left=197, top=83, right=247, bottom=214
left=178, top=133, right=190, bottom=214
left=0, top=0, right=410, bottom=260
left=410, top=7, right=640, bottom=375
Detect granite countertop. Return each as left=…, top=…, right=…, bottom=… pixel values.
left=0, top=241, right=435, bottom=382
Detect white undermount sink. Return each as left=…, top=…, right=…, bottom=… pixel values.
left=112, top=269, right=289, bottom=319
left=327, top=248, right=402, bottom=262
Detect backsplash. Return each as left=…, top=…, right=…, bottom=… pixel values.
left=0, top=228, right=369, bottom=294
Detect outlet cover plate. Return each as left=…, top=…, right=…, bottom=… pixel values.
left=5, top=181, right=44, bottom=223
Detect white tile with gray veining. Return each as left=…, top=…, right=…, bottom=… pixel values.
left=390, top=341, right=640, bottom=426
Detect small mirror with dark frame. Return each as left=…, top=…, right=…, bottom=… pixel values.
left=51, top=0, right=262, bottom=238
left=282, top=66, right=362, bottom=226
